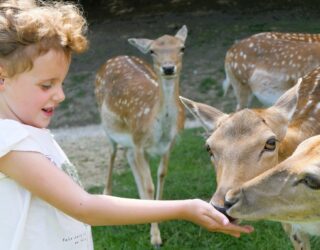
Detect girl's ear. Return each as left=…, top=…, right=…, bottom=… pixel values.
left=0, top=78, right=5, bottom=91
left=0, top=66, right=7, bottom=90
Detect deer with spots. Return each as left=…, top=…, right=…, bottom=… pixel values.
left=180, top=66, right=320, bottom=249
left=94, top=26, right=187, bottom=247
left=224, top=32, right=320, bottom=110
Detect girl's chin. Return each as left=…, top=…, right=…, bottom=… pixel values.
left=28, top=119, right=51, bottom=128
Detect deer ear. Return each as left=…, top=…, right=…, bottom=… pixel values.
left=128, top=38, right=153, bottom=54
left=264, top=78, right=301, bottom=140
left=268, top=78, right=301, bottom=122
left=175, top=25, right=188, bottom=43
left=179, top=96, right=228, bottom=133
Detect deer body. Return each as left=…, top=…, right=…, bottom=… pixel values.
left=97, top=56, right=183, bottom=155
left=224, top=32, right=320, bottom=110
left=181, top=66, right=320, bottom=249
left=95, top=26, right=187, bottom=247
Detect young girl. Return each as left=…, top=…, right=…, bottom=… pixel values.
left=0, top=1, right=253, bottom=249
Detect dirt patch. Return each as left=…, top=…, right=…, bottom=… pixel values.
left=52, top=121, right=201, bottom=189
left=53, top=125, right=126, bottom=189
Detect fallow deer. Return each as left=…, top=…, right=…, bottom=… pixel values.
left=180, top=66, right=320, bottom=249
left=226, top=135, right=320, bottom=249
left=224, top=32, right=320, bottom=110
left=94, top=26, right=187, bottom=247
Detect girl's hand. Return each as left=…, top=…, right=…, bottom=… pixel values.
left=183, top=199, right=254, bottom=237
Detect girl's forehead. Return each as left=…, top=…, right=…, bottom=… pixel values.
left=17, top=49, right=70, bottom=80
left=35, top=49, right=70, bottom=63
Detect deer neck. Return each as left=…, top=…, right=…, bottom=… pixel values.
left=279, top=119, right=320, bottom=162
left=157, top=75, right=181, bottom=115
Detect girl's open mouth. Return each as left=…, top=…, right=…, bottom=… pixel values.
left=42, top=107, right=54, bottom=116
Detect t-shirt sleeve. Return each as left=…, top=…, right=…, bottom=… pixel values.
left=0, top=120, right=42, bottom=158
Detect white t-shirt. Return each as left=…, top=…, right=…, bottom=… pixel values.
left=0, top=119, right=93, bottom=250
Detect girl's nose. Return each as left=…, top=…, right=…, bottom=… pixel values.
left=53, top=85, right=65, bottom=103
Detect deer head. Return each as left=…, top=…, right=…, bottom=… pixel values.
left=225, top=135, right=320, bottom=224
left=128, top=25, right=187, bottom=80
left=180, top=78, right=301, bottom=212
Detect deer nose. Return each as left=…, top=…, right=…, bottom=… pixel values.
left=211, top=202, right=236, bottom=222
left=162, top=65, right=175, bottom=75
left=224, top=188, right=242, bottom=209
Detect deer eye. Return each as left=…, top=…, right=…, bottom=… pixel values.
left=150, top=50, right=155, bottom=55
left=301, top=175, right=320, bottom=190
left=180, top=47, right=185, bottom=53
left=264, top=137, right=277, bottom=151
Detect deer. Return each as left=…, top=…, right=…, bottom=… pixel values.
left=225, top=134, right=320, bottom=249
left=94, top=26, right=187, bottom=247
left=180, top=66, right=320, bottom=249
left=223, top=31, right=320, bottom=110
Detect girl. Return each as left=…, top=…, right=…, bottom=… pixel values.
left=0, top=1, right=253, bottom=249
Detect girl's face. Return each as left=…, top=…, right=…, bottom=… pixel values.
left=0, top=49, right=70, bottom=128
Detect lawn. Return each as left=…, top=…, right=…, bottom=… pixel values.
left=87, top=128, right=315, bottom=250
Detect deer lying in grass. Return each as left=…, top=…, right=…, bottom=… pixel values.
left=225, top=135, right=320, bottom=250
left=224, top=32, right=320, bottom=110
left=94, top=26, right=187, bottom=247
left=180, top=66, right=320, bottom=249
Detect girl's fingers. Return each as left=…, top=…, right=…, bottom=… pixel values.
left=215, top=229, right=241, bottom=237
left=213, top=226, right=252, bottom=237
left=223, top=223, right=254, bottom=233
left=207, top=206, right=230, bottom=225
left=206, top=217, right=254, bottom=235
left=207, top=207, right=254, bottom=233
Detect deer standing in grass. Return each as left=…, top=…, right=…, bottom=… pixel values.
left=180, top=66, right=320, bottom=249
left=224, top=32, right=320, bottom=110
left=225, top=135, right=320, bottom=249
left=94, top=26, right=187, bottom=247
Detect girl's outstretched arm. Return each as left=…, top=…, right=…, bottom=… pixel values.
left=0, top=151, right=253, bottom=237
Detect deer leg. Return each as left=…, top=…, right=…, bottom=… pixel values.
left=233, top=82, right=253, bottom=111
left=126, top=148, right=162, bottom=247
left=225, top=66, right=252, bottom=110
left=103, top=137, right=117, bottom=195
left=282, top=223, right=311, bottom=250
left=156, top=151, right=170, bottom=201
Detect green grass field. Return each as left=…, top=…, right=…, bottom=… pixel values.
left=87, top=128, right=320, bottom=250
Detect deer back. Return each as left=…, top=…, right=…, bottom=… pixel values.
left=226, top=32, right=320, bottom=84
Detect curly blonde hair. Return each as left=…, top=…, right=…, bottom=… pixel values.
left=0, top=0, right=88, bottom=77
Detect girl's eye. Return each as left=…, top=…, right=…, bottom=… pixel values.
left=40, top=83, right=52, bottom=90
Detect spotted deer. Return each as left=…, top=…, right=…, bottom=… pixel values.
left=226, top=135, right=320, bottom=250
left=224, top=32, right=320, bottom=110
left=94, top=26, right=187, bottom=247
left=180, top=66, right=320, bottom=249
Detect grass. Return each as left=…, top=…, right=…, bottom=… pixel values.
left=87, top=128, right=310, bottom=250
left=198, top=77, right=224, bottom=97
